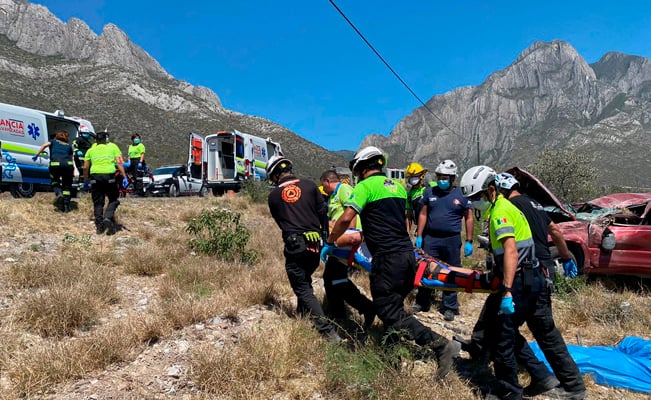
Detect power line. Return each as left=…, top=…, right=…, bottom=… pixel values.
left=327, top=0, right=463, bottom=141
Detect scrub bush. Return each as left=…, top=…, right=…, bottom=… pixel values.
left=186, top=208, right=259, bottom=264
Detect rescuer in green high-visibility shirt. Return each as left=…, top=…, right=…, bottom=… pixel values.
left=83, top=131, right=128, bottom=235
left=319, top=169, right=374, bottom=330
left=322, top=146, right=460, bottom=380
left=458, top=166, right=586, bottom=400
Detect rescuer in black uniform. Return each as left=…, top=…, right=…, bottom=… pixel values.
left=266, top=155, right=341, bottom=343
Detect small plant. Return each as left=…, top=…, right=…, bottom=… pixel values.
left=240, top=179, right=271, bottom=204
left=186, top=208, right=259, bottom=264
left=554, top=275, right=588, bottom=300
left=62, top=232, right=92, bottom=248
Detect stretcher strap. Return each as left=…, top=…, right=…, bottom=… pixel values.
left=346, top=243, right=360, bottom=267
left=414, top=259, right=429, bottom=287
left=465, top=271, right=477, bottom=293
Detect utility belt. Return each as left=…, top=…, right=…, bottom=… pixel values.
left=516, top=259, right=540, bottom=293
left=89, top=173, right=117, bottom=185
left=284, top=231, right=322, bottom=255
left=50, top=160, right=74, bottom=166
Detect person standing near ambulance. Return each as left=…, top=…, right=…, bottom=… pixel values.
left=414, top=160, right=473, bottom=321
left=33, top=131, right=74, bottom=212
left=83, top=131, right=128, bottom=235
left=72, top=126, right=94, bottom=188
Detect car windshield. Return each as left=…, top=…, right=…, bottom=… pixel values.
left=153, top=167, right=180, bottom=175
left=571, top=202, right=620, bottom=223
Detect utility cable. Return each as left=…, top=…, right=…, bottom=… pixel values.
left=328, top=0, right=463, bottom=140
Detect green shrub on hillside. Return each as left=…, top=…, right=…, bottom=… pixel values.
left=186, top=209, right=259, bottom=264
left=240, top=179, right=271, bottom=204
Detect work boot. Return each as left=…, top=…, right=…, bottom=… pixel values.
left=363, top=308, right=376, bottom=330
left=412, top=303, right=430, bottom=313
left=435, top=340, right=461, bottom=379
left=324, top=329, right=343, bottom=345
left=543, top=386, right=587, bottom=400
left=523, top=375, right=561, bottom=398
left=104, top=218, right=116, bottom=236
left=443, top=310, right=455, bottom=321
left=96, top=223, right=106, bottom=235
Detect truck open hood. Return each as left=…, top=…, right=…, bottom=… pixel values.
left=505, top=167, right=576, bottom=222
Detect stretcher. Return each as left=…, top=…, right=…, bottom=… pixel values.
left=330, top=231, right=500, bottom=294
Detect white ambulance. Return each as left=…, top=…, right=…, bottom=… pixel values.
left=188, top=130, right=283, bottom=196
left=0, top=102, right=82, bottom=197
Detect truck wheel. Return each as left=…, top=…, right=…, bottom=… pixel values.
left=212, top=187, right=224, bottom=197
left=199, top=185, right=208, bottom=197
left=10, top=183, right=36, bottom=198
left=169, top=184, right=179, bottom=197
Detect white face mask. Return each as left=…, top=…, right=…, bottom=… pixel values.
left=408, top=177, right=420, bottom=186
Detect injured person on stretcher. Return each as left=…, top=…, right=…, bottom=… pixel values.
left=331, top=229, right=501, bottom=294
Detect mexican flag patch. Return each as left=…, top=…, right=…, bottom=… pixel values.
left=496, top=218, right=508, bottom=225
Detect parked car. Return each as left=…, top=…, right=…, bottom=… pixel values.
left=147, top=164, right=208, bottom=197
left=507, top=167, right=651, bottom=278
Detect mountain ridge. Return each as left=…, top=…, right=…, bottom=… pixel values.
left=0, top=0, right=347, bottom=179
left=362, top=40, right=651, bottom=187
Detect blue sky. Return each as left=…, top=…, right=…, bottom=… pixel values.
left=33, top=1, right=651, bottom=151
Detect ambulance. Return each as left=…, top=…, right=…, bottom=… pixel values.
left=0, top=102, right=83, bottom=197
left=188, top=130, right=283, bottom=196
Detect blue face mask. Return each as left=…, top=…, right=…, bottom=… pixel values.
left=437, top=180, right=451, bottom=190
left=134, top=138, right=141, bottom=144
left=81, top=133, right=89, bottom=139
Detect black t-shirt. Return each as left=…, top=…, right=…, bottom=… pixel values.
left=509, top=194, right=552, bottom=261
left=268, top=175, right=327, bottom=241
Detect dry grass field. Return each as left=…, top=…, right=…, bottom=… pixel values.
left=0, top=190, right=649, bottom=399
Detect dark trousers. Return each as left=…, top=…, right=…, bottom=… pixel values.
left=127, top=162, right=146, bottom=191
left=370, top=251, right=447, bottom=351
left=49, top=164, right=74, bottom=206
left=90, top=173, right=120, bottom=228
left=284, top=247, right=335, bottom=335
left=477, top=268, right=585, bottom=398
left=323, top=257, right=374, bottom=319
left=416, top=234, right=461, bottom=312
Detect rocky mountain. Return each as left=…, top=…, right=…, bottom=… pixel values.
left=0, top=0, right=347, bottom=179
left=362, top=40, right=651, bottom=188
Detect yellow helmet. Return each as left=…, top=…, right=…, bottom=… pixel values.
left=406, top=162, right=426, bottom=178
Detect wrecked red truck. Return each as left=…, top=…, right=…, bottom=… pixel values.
left=507, top=167, right=651, bottom=278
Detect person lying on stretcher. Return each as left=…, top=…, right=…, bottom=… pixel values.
left=330, top=232, right=500, bottom=293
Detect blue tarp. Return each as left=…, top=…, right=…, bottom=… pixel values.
left=530, top=336, right=651, bottom=393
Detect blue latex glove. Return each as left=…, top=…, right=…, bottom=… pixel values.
left=320, top=243, right=335, bottom=263
left=122, top=177, right=129, bottom=188
left=562, top=258, right=578, bottom=278
left=76, top=150, right=83, bottom=157
left=137, top=162, right=143, bottom=170
left=415, top=236, right=423, bottom=248
left=32, top=155, right=39, bottom=162
left=83, top=182, right=90, bottom=191
left=123, top=161, right=131, bottom=168
left=464, top=241, right=474, bottom=257
left=500, top=296, right=514, bottom=315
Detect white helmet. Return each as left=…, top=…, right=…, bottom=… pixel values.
left=495, top=172, right=520, bottom=191
left=435, top=159, right=458, bottom=176
left=266, top=155, right=292, bottom=177
left=349, top=146, right=386, bottom=174
left=460, top=165, right=496, bottom=197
